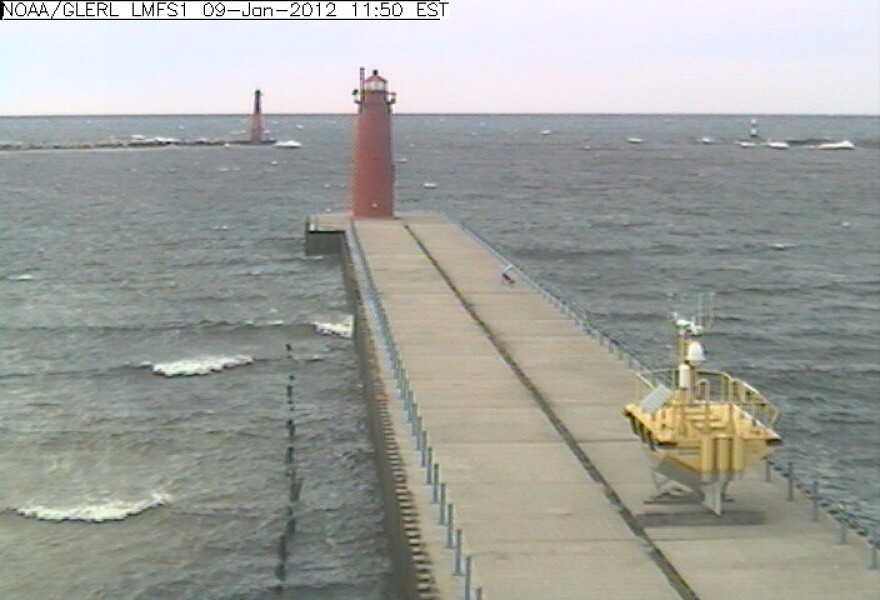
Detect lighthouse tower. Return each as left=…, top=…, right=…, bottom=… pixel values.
left=250, top=89, right=265, bottom=144
left=352, top=68, right=397, bottom=218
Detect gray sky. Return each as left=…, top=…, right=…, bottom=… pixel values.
left=1, top=0, right=878, bottom=115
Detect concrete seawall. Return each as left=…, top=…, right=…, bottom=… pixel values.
left=314, top=212, right=879, bottom=600
left=340, top=231, right=441, bottom=600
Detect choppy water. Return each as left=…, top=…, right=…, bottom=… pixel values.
left=1, top=114, right=878, bottom=598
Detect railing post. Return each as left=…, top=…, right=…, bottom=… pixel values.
left=870, top=528, right=878, bottom=570
left=463, top=555, right=473, bottom=600
left=454, top=529, right=463, bottom=575
left=446, top=504, right=455, bottom=547
left=811, top=480, right=819, bottom=522
left=439, top=483, right=447, bottom=523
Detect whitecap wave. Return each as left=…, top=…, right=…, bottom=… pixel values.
left=13, top=492, right=170, bottom=523
left=771, top=242, right=797, bottom=251
left=313, top=315, right=354, bottom=339
left=6, top=273, right=35, bottom=281
left=151, top=355, right=254, bottom=377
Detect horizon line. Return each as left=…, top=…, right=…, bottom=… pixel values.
left=3, top=111, right=879, bottom=118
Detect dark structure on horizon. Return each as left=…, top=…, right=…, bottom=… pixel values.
left=250, top=89, right=266, bottom=144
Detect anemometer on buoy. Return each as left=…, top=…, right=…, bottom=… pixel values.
left=671, top=293, right=714, bottom=395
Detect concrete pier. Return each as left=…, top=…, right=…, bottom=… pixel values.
left=314, top=212, right=879, bottom=600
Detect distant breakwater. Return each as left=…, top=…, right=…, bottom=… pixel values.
left=0, top=139, right=275, bottom=152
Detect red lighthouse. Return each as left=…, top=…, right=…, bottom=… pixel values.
left=352, top=68, right=397, bottom=218
left=250, top=89, right=265, bottom=144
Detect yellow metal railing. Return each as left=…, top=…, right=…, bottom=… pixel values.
left=637, top=369, right=780, bottom=428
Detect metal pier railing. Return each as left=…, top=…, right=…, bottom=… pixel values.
left=348, top=218, right=878, bottom=579
left=455, top=218, right=669, bottom=388
left=348, top=222, right=488, bottom=599
left=454, top=217, right=878, bottom=570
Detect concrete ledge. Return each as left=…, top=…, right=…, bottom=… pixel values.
left=657, top=537, right=879, bottom=600
left=436, top=442, right=590, bottom=484
left=304, top=215, right=345, bottom=255
left=416, top=407, right=560, bottom=443
left=472, top=547, right=681, bottom=600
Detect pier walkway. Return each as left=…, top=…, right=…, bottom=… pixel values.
left=329, top=213, right=879, bottom=600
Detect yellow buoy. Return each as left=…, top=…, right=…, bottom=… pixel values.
left=623, top=307, right=782, bottom=514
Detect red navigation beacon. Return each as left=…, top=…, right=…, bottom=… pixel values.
left=250, top=89, right=265, bottom=144
left=351, top=68, right=397, bottom=218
